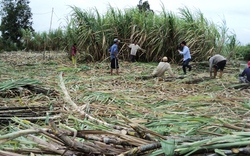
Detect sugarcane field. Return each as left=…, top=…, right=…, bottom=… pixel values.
left=0, top=49, right=249, bottom=156
left=1, top=1, right=250, bottom=156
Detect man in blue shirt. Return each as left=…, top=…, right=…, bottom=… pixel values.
left=110, top=38, right=120, bottom=75
left=239, top=61, right=250, bottom=83
left=178, top=41, right=192, bottom=74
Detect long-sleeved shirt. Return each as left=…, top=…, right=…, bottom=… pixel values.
left=179, top=46, right=191, bottom=61
left=152, top=62, right=175, bottom=78
left=209, top=54, right=226, bottom=72
left=240, top=67, right=250, bottom=82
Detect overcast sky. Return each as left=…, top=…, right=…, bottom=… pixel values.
left=30, top=0, right=250, bottom=45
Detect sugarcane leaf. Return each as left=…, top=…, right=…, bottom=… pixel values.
left=160, top=139, right=175, bottom=156
left=215, top=149, right=227, bottom=156
left=240, top=99, right=250, bottom=110
left=147, top=149, right=164, bottom=156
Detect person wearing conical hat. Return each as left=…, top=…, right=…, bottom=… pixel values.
left=151, top=56, right=176, bottom=78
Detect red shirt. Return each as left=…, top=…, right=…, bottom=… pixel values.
left=71, top=45, right=77, bottom=56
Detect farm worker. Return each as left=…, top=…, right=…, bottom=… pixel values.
left=208, top=54, right=227, bottom=79
left=128, top=39, right=146, bottom=62
left=178, top=41, right=192, bottom=74
left=151, top=56, right=176, bottom=78
left=71, top=43, right=77, bottom=67
left=239, top=61, right=250, bottom=83
left=110, top=38, right=120, bottom=75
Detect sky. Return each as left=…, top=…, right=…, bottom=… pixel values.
left=30, top=0, right=250, bottom=45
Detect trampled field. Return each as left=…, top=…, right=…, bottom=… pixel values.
left=0, top=51, right=250, bottom=156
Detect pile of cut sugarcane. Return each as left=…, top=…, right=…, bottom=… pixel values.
left=2, top=117, right=250, bottom=156
left=0, top=73, right=250, bottom=156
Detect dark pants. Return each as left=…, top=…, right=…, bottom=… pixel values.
left=183, top=58, right=191, bottom=74
left=111, top=58, right=119, bottom=69
left=130, top=55, right=136, bottom=62
left=214, top=60, right=226, bottom=71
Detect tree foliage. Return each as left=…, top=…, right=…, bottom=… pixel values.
left=235, top=44, right=250, bottom=60
left=137, top=0, right=154, bottom=13
left=0, top=0, right=33, bottom=50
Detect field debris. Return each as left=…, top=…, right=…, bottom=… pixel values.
left=0, top=52, right=250, bottom=155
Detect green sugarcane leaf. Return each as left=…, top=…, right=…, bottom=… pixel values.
left=160, top=139, right=175, bottom=156
left=215, top=149, right=227, bottom=156
left=147, top=149, right=164, bottom=156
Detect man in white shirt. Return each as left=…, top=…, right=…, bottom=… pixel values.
left=138, top=56, right=176, bottom=80
left=128, top=39, right=145, bottom=62
left=152, top=57, right=176, bottom=78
